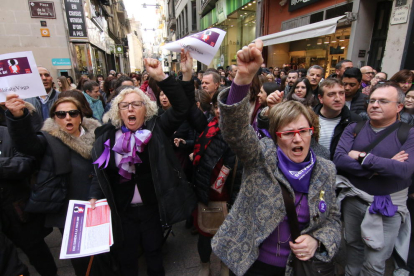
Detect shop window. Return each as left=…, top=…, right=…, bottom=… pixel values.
left=74, top=44, right=89, bottom=76
left=310, top=12, right=323, bottom=24
left=325, top=3, right=353, bottom=20
left=192, top=1, right=197, bottom=31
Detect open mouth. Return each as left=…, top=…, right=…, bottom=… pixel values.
left=292, top=146, right=303, bottom=155
left=127, top=115, right=136, bottom=125
left=66, top=123, right=74, bottom=131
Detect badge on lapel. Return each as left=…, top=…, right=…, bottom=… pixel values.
left=318, top=190, right=327, bottom=213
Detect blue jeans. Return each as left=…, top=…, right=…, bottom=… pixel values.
left=343, top=196, right=402, bottom=276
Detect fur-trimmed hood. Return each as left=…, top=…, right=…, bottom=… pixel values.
left=41, top=117, right=101, bottom=159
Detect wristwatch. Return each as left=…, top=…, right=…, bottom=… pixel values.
left=358, top=152, right=367, bottom=164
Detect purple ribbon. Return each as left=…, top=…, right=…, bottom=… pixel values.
left=112, top=126, right=152, bottom=180
left=369, top=195, right=398, bottom=217
left=93, top=139, right=111, bottom=169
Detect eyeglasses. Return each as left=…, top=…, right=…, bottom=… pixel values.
left=54, top=110, right=81, bottom=119
left=363, top=72, right=375, bottom=76
left=367, top=99, right=400, bottom=105
left=118, top=101, right=146, bottom=110
left=276, top=127, right=314, bottom=140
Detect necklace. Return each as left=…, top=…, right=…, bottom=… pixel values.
left=276, top=193, right=304, bottom=257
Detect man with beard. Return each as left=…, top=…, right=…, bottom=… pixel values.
left=284, top=70, right=299, bottom=95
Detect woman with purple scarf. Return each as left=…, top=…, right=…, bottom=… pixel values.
left=210, top=40, right=341, bottom=276
left=89, top=58, right=197, bottom=276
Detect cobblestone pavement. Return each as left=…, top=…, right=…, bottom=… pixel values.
left=18, top=221, right=395, bottom=276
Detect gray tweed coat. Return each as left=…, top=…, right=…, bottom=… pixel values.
left=211, top=91, right=341, bottom=276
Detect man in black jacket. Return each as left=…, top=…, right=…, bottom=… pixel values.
left=342, top=67, right=367, bottom=114
left=314, top=78, right=362, bottom=160
left=0, top=105, right=57, bottom=276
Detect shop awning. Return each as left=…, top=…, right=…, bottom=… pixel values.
left=256, top=15, right=346, bottom=46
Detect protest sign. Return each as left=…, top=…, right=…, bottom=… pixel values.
left=0, top=51, right=46, bottom=102
left=60, top=199, right=113, bottom=259
left=163, top=28, right=226, bottom=66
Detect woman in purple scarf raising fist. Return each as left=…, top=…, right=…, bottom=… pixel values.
left=210, top=40, right=341, bottom=276
left=89, top=58, right=197, bottom=276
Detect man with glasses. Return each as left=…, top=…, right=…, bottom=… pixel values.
left=360, top=66, right=375, bottom=89
left=334, top=82, right=414, bottom=276
left=341, top=68, right=367, bottom=114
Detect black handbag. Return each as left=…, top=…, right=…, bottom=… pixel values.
left=279, top=183, right=335, bottom=276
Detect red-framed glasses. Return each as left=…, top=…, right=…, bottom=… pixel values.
left=275, top=127, right=314, bottom=140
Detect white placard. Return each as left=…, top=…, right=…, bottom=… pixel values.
left=163, top=28, right=227, bottom=66
left=0, top=51, right=46, bottom=101
left=391, top=5, right=410, bottom=25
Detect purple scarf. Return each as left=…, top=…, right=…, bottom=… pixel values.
left=369, top=195, right=398, bottom=217
left=93, top=126, right=152, bottom=180
left=277, top=147, right=315, bottom=193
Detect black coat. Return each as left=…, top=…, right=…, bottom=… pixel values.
left=89, top=76, right=197, bottom=244
left=180, top=81, right=242, bottom=206
left=349, top=89, right=367, bottom=114
left=6, top=112, right=100, bottom=228
left=313, top=104, right=363, bottom=160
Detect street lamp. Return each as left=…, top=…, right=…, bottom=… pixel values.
left=142, top=3, right=161, bottom=9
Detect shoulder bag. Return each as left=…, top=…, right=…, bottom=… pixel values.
left=280, top=183, right=335, bottom=276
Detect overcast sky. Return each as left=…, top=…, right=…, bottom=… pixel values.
left=124, top=0, right=160, bottom=44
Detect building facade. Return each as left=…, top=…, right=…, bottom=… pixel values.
left=0, top=0, right=131, bottom=83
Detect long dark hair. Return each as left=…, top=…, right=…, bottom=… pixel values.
left=286, top=78, right=317, bottom=106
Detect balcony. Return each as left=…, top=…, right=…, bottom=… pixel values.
left=168, top=18, right=176, bottom=30
left=200, top=0, right=218, bottom=17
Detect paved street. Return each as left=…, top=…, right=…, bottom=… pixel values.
left=18, top=221, right=223, bottom=276
left=18, top=222, right=396, bottom=276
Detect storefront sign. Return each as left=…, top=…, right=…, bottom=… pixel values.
left=358, top=50, right=366, bottom=58
left=64, top=0, right=88, bottom=40
left=216, top=0, right=227, bottom=24
left=52, top=58, right=72, bottom=66
left=289, top=0, right=322, bottom=12
left=28, top=1, right=56, bottom=19
left=391, top=4, right=410, bottom=25
left=40, top=28, right=50, bottom=37
left=115, top=45, right=124, bottom=54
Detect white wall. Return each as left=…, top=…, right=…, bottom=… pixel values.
left=0, top=0, right=72, bottom=80
left=381, top=0, right=413, bottom=76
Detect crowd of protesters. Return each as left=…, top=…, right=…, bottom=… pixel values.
left=1, top=38, right=414, bottom=276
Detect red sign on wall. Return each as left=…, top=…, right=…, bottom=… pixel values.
left=28, top=1, right=56, bottom=19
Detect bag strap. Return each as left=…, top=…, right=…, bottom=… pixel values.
left=397, top=122, right=412, bottom=146
left=280, top=183, right=301, bottom=241
left=229, top=157, right=238, bottom=198
left=361, top=122, right=401, bottom=153
left=352, top=120, right=366, bottom=137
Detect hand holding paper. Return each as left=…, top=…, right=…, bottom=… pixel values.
left=5, top=94, right=25, bottom=118
left=144, top=58, right=165, bottom=82
left=180, top=49, right=193, bottom=81
left=234, top=40, right=264, bottom=86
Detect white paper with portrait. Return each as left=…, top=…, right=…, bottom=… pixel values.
left=163, top=28, right=227, bottom=66
left=0, top=51, right=45, bottom=102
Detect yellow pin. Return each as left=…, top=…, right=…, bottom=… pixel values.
left=319, top=190, right=325, bottom=201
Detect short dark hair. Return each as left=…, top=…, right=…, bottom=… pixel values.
left=319, top=78, right=342, bottom=96
left=335, top=60, right=353, bottom=70
left=96, top=74, right=104, bottom=80
left=115, top=76, right=133, bottom=90
left=83, top=81, right=99, bottom=93
left=262, top=82, right=281, bottom=95
left=287, top=70, right=299, bottom=76
left=342, top=67, right=362, bottom=83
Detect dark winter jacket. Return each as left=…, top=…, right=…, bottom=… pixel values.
left=179, top=80, right=243, bottom=206
left=313, top=104, right=363, bottom=160
left=89, top=76, right=197, bottom=244
left=6, top=111, right=100, bottom=228
left=349, top=89, right=367, bottom=114
left=25, top=89, right=60, bottom=120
